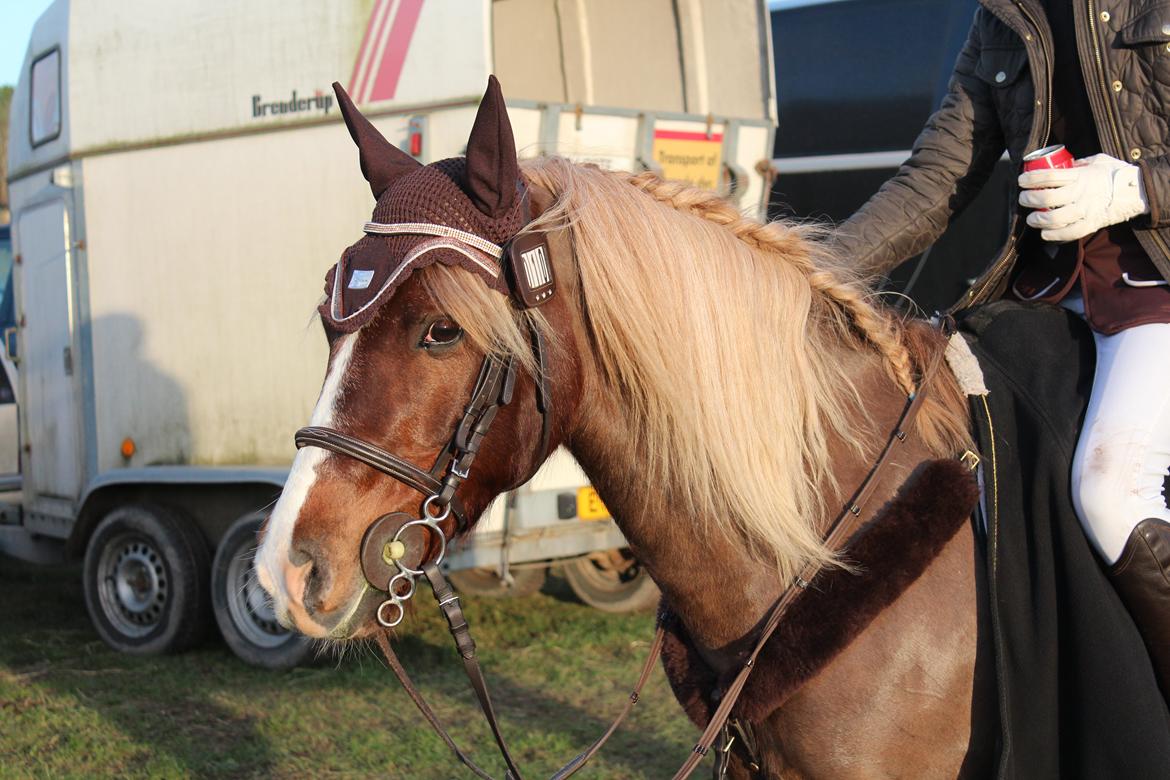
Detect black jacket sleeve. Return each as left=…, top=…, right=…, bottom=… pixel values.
left=830, top=9, right=1009, bottom=276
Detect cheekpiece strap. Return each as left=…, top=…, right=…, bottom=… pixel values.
left=363, top=221, right=505, bottom=259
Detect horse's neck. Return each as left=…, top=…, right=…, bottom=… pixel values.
left=565, top=347, right=922, bottom=670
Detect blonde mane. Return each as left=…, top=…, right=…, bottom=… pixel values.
left=423, top=157, right=971, bottom=581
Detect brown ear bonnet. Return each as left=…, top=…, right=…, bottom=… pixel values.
left=321, top=75, right=553, bottom=332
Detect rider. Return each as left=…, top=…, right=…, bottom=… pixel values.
left=831, top=1, right=1170, bottom=693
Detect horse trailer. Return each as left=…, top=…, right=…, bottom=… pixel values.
left=4, top=0, right=777, bottom=666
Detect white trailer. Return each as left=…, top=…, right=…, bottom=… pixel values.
left=4, top=0, right=776, bottom=667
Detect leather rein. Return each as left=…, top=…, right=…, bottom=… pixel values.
left=293, top=210, right=955, bottom=778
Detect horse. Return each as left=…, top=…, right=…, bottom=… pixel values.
left=255, top=78, right=997, bottom=778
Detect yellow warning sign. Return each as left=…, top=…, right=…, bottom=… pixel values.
left=652, top=130, right=724, bottom=190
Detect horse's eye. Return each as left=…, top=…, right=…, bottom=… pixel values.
left=421, top=318, right=463, bottom=349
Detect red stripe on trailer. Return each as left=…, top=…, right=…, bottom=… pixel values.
left=368, top=0, right=426, bottom=103
left=652, top=130, right=724, bottom=142
left=349, top=0, right=393, bottom=102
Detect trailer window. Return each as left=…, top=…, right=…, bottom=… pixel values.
left=30, top=48, right=61, bottom=147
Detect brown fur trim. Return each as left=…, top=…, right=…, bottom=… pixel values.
left=660, top=458, right=980, bottom=727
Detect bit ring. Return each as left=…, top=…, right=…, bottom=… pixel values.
left=377, top=599, right=405, bottom=628
left=392, top=518, right=448, bottom=576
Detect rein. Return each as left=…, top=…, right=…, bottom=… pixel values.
left=294, top=209, right=956, bottom=778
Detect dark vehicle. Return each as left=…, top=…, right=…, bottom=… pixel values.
left=770, top=0, right=1015, bottom=313
left=0, top=224, right=11, bottom=309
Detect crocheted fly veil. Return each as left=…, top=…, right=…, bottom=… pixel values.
left=322, top=76, right=551, bottom=332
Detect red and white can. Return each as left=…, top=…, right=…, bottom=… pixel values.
left=1022, top=144, right=1074, bottom=172
left=1022, top=145, right=1074, bottom=225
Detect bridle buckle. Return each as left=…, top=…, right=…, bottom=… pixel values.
left=449, top=457, right=471, bottom=480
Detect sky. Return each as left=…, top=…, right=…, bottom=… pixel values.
left=1, top=0, right=55, bottom=88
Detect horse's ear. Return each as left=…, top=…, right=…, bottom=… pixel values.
left=332, top=82, right=420, bottom=198
left=465, top=75, right=519, bottom=218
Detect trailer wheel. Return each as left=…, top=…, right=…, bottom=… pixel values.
left=83, top=504, right=210, bottom=654
left=211, top=514, right=311, bottom=670
left=561, top=549, right=660, bottom=613
left=447, top=566, right=547, bottom=598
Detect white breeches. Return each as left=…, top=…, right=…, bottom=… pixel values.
left=1063, top=296, right=1170, bottom=564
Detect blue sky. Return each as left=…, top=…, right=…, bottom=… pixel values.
left=1, top=1, right=55, bottom=87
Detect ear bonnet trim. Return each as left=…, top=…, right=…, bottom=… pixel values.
left=362, top=221, right=504, bottom=259
left=328, top=234, right=502, bottom=327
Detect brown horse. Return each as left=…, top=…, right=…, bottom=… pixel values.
left=255, top=79, right=996, bottom=777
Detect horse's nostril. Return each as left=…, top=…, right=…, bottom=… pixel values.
left=289, top=544, right=313, bottom=567
left=302, top=562, right=330, bottom=615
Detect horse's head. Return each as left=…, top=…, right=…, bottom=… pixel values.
left=255, top=77, right=579, bottom=639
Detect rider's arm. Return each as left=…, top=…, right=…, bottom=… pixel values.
left=830, top=10, right=1007, bottom=277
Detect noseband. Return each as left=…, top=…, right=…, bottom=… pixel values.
left=294, top=214, right=554, bottom=627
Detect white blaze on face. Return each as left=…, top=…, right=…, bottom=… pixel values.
left=256, top=333, right=357, bottom=617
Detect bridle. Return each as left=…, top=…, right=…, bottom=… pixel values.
left=295, top=329, right=551, bottom=627
left=290, top=202, right=962, bottom=779
left=295, top=211, right=554, bottom=629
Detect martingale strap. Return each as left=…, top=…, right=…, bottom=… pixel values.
left=377, top=333, right=956, bottom=779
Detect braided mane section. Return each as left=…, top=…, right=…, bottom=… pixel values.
left=617, top=171, right=917, bottom=396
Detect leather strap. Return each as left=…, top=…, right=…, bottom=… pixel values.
left=435, top=355, right=517, bottom=507
left=547, top=626, right=666, bottom=779
left=374, top=632, right=500, bottom=780
left=295, top=426, right=470, bottom=531
left=376, top=564, right=667, bottom=780
left=424, top=564, right=526, bottom=780
left=529, top=327, right=553, bottom=466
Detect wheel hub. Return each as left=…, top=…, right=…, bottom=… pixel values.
left=99, top=535, right=168, bottom=637
left=226, top=544, right=289, bottom=648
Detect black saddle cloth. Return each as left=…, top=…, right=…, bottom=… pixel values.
left=959, top=300, right=1170, bottom=778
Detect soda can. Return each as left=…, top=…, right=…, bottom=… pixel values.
left=1022, top=144, right=1074, bottom=172
left=1022, top=145, right=1074, bottom=226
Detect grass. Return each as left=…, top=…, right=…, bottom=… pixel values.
left=0, top=555, right=707, bottom=779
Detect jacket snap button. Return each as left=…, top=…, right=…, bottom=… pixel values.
left=995, top=71, right=1007, bottom=83
left=1112, top=80, right=1123, bottom=92
left=1100, top=11, right=1110, bottom=22
left=1131, top=148, right=1143, bottom=160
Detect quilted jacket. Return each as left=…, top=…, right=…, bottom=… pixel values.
left=832, top=0, right=1170, bottom=309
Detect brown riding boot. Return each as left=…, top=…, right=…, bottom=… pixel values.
left=1109, top=518, right=1170, bottom=698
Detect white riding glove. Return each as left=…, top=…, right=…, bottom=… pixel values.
left=1017, top=153, right=1149, bottom=242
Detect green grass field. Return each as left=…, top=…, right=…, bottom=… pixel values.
left=0, top=555, right=706, bottom=779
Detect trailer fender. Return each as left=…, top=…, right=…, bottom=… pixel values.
left=68, top=466, right=288, bottom=558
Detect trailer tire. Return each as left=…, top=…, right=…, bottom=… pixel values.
left=561, top=549, right=660, bottom=613
left=211, top=514, right=311, bottom=670
left=448, top=566, right=547, bottom=598
left=83, top=504, right=211, bottom=654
